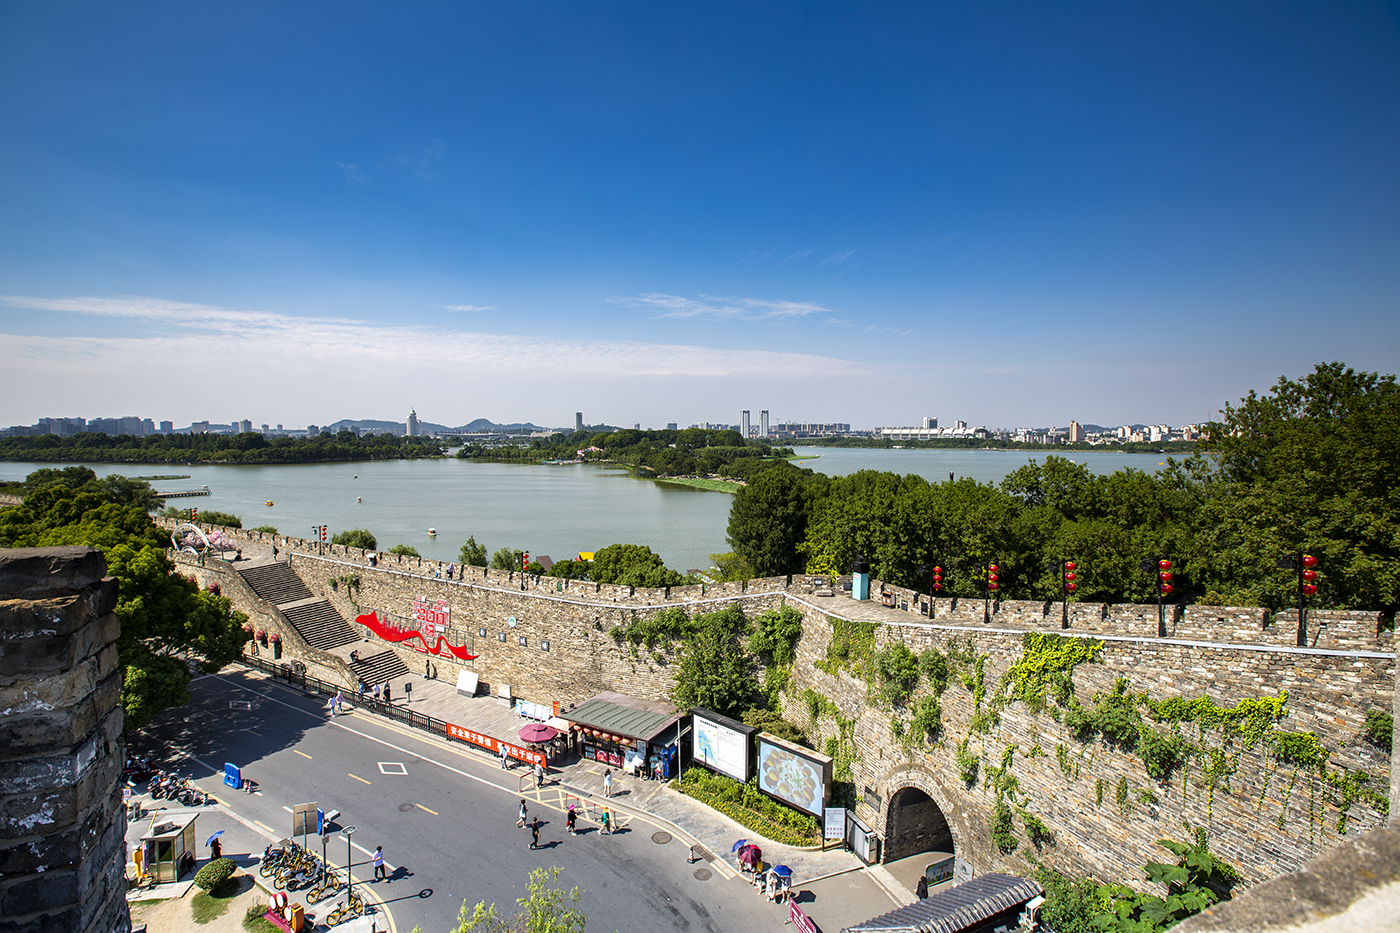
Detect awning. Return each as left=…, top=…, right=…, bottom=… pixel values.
left=546, top=717, right=572, bottom=731
left=842, top=873, right=1043, bottom=933
left=558, top=691, right=682, bottom=743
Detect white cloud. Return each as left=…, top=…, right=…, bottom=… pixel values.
left=821, top=249, right=854, bottom=265
left=438, top=304, right=496, bottom=313
left=614, top=292, right=838, bottom=321
left=335, top=162, right=367, bottom=183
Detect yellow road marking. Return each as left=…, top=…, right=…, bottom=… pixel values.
left=349, top=773, right=371, bottom=785
left=415, top=803, right=438, bottom=815
left=253, top=820, right=275, bottom=833
left=295, top=750, right=313, bottom=759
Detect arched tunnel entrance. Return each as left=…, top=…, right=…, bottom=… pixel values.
left=884, top=785, right=954, bottom=864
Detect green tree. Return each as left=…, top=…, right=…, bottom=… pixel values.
left=490, top=547, right=525, bottom=571
left=388, top=544, right=421, bottom=557
left=459, top=535, right=488, bottom=566
left=748, top=605, right=803, bottom=667
left=727, top=466, right=815, bottom=577
left=671, top=606, right=754, bottom=717
left=545, top=558, right=590, bottom=580
left=588, top=543, right=687, bottom=588
left=453, top=866, right=587, bottom=933
left=708, top=551, right=754, bottom=582
left=187, top=509, right=243, bottom=528
left=0, top=469, right=249, bottom=730
left=331, top=528, right=377, bottom=550
left=251, top=524, right=278, bottom=534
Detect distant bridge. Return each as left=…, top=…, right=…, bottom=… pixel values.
left=156, top=487, right=211, bottom=498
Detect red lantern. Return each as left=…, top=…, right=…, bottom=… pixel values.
left=1302, top=583, right=1317, bottom=596
left=933, top=566, right=942, bottom=575
left=1303, top=569, right=1317, bottom=581
left=1065, top=572, right=1076, bottom=581
left=1065, top=561, right=1076, bottom=571
left=988, top=574, right=998, bottom=583
left=1159, top=559, right=1172, bottom=570
left=1302, top=554, right=1317, bottom=568
left=1160, top=583, right=1173, bottom=595
left=1066, top=582, right=1077, bottom=592
left=988, top=564, right=999, bottom=573
left=1159, top=571, right=1173, bottom=582
left=988, top=582, right=999, bottom=591
left=932, top=582, right=943, bottom=591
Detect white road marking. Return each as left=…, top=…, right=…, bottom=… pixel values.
left=377, top=762, right=407, bottom=775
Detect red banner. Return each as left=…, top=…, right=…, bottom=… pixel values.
left=789, top=902, right=816, bottom=933
left=446, top=722, right=546, bottom=766
left=354, top=611, right=478, bottom=660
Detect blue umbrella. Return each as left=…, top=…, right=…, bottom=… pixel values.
left=206, top=830, right=225, bottom=847
left=731, top=839, right=748, bottom=853
left=770, top=865, right=792, bottom=878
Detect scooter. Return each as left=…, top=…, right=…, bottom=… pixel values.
left=146, top=770, right=176, bottom=799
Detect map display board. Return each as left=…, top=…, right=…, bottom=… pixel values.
left=757, top=734, right=832, bottom=817
left=692, top=708, right=753, bottom=781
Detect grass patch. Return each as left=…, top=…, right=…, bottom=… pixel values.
left=242, top=901, right=279, bottom=933
left=654, top=477, right=742, bottom=493
left=191, top=883, right=237, bottom=924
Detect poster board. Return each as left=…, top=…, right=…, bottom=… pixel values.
left=756, top=733, right=832, bottom=817
left=691, top=707, right=755, bottom=782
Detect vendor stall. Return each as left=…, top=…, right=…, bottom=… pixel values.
left=559, top=691, right=685, bottom=779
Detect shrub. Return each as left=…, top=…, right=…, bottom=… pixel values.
left=875, top=643, right=919, bottom=706
left=331, top=528, right=377, bottom=550
left=194, top=856, right=236, bottom=891
left=1364, top=711, right=1393, bottom=753
left=388, top=543, right=420, bottom=557
left=252, top=524, right=278, bottom=534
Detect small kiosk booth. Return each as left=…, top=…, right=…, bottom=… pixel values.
left=138, top=812, right=199, bottom=883
left=560, top=691, right=686, bottom=779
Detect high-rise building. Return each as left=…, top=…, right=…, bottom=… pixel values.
left=239, top=419, right=252, bottom=434
left=307, top=424, right=319, bottom=436
left=760, top=410, right=769, bottom=438
left=666, top=422, right=677, bottom=431
left=741, top=410, right=750, bottom=438
left=406, top=410, right=419, bottom=436
left=575, top=412, right=584, bottom=432
left=1068, top=421, right=1085, bottom=442
left=160, top=421, right=173, bottom=434
left=261, top=424, right=270, bottom=434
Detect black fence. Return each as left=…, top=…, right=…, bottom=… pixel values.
left=240, top=654, right=453, bottom=741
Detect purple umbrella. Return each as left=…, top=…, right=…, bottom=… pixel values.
left=731, top=839, right=749, bottom=853
left=518, top=723, right=560, bottom=744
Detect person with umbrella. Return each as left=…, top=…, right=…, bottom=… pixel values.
left=207, top=830, right=224, bottom=860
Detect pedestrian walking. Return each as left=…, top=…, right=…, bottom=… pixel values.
left=373, top=683, right=382, bottom=702
left=210, top=836, right=222, bottom=860
left=272, top=545, right=279, bottom=560
left=916, top=874, right=929, bottom=899
left=534, top=762, right=544, bottom=787
left=601, top=807, right=611, bottom=835
left=603, top=769, right=612, bottom=798
left=530, top=817, right=540, bottom=849
left=566, top=805, right=577, bottom=836
left=334, top=690, right=344, bottom=715
left=517, top=800, right=528, bottom=828
left=328, top=694, right=338, bottom=716
left=500, top=745, right=509, bottom=769
left=383, top=682, right=392, bottom=704
left=373, top=846, right=387, bottom=882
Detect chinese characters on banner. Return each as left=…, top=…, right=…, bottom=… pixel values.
left=789, top=902, right=816, bottom=933
left=411, top=596, right=450, bottom=653
left=446, top=722, right=547, bottom=766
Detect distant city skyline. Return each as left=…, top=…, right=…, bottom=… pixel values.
left=2, top=4, right=1396, bottom=427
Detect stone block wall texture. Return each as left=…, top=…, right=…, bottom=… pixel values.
left=0, top=547, right=128, bottom=933
left=779, top=596, right=1394, bottom=892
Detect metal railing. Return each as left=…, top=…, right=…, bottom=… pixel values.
left=240, top=654, right=452, bottom=739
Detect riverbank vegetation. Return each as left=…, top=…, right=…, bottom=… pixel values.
left=789, top=436, right=1198, bottom=454
left=0, top=430, right=446, bottom=464
left=726, top=363, right=1400, bottom=612
left=0, top=466, right=249, bottom=729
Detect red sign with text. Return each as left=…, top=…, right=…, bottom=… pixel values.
left=354, top=610, right=478, bottom=660
left=445, top=722, right=546, bottom=766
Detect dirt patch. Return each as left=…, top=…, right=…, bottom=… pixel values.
left=130, top=872, right=272, bottom=933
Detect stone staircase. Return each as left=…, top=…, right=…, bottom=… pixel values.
left=279, top=598, right=359, bottom=652
left=237, top=562, right=313, bottom=604
left=350, top=650, right=411, bottom=687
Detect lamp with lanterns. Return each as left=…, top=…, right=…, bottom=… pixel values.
left=1138, top=558, right=1174, bottom=637
left=1275, top=551, right=1319, bottom=647
left=1046, top=559, right=1078, bottom=629
left=916, top=563, right=944, bottom=618
left=979, top=563, right=1000, bottom=624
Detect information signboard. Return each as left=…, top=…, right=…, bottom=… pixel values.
left=446, top=721, right=547, bottom=766
left=756, top=733, right=832, bottom=817
left=692, top=708, right=753, bottom=782
left=824, top=807, right=845, bottom=840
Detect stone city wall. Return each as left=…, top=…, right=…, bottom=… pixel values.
left=779, top=596, right=1394, bottom=890
left=0, top=547, right=128, bottom=933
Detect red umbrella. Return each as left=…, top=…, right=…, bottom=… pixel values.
left=738, top=844, right=762, bottom=867
left=518, top=723, right=560, bottom=744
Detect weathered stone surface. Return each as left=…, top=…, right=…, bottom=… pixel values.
left=0, top=548, right=107, bottom=603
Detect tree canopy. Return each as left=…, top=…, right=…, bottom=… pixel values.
left=587, top=543, right=688, bottom=588
left=0, top=467, right=249, bottom=730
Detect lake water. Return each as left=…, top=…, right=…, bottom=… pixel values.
left=0, top=448, right=1173, bottom=571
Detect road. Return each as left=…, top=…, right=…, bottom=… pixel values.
left=133, top=669, right=777, bottom=933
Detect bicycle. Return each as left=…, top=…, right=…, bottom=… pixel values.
left=324, top=888, right=365, bottom=926
left=305, top=870, right=343, bottom=904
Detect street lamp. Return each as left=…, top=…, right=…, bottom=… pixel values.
left=916, top=563, right=944, bottom=618
left=978, top=563, right=1000, bottom=624
left=1139, top=558, right=1173, bottom=637
left=341, top=826, right=356, bottom=909
left=1276, top=551, right=1318, bottom=647
left=1046, top=559, right=1078, bottom=629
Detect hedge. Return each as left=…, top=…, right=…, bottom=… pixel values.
left=193, top=857, right=237, bottom=891
left=677, top=767, right=820, bottom=846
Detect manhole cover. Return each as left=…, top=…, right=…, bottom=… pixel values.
left=651, top=831, right=672, bottom=845
left=398, top=803, right=415, bottom=812
left=692, top=868, right=712, bottom=881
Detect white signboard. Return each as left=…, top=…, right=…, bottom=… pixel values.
left=693, top=711, right=750, bottom=782
left=824, top=807, right=845, bottom=840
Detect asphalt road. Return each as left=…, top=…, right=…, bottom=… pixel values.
left=132, top=669, right=774, bottom=933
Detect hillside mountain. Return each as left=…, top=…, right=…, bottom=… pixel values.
left=323, top=418, right=554, bottom=435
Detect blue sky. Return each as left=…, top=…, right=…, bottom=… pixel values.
left=2, top=2, right=1397, bottom=430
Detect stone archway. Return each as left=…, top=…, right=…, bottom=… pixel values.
left=880, top=767, right=958, bottom=864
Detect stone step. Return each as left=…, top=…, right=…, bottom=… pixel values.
left=280, top=599, right=358, bottom=651
left=350, top=650, right=411, bottom=687
left=236, top=562, right=313, bottom=605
